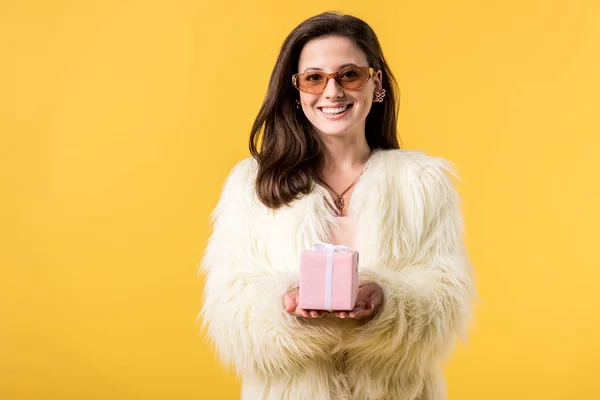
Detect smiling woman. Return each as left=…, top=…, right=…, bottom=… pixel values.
left=199, top=11, right=476, bottom=400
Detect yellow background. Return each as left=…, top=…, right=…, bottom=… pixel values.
left=2, top=0, right=599, bottom=399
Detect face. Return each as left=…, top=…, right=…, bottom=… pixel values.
left=296, top=35, right=382, bottom=138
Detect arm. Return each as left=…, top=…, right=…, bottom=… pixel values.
left=197, top=158, right=339, bottom=378
left=345, top=157, right=478, bottom=376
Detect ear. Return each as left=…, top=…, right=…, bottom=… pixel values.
left=374, top=69, right=383, bottom=92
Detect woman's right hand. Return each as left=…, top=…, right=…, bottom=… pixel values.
left=283, top=288, right=330, bottom=318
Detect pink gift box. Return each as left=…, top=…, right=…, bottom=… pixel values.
left=298, top=243, right=359, bottom=311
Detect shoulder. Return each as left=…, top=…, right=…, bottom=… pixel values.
left=211, top=156, right=260, bottom=222
left=219, top=156, right=258, bottom=197
left=226, top=156, right=258, bottom=184
left=373, top=148, right=461, bottom=186
left=374, top=149, right=463, bottom=220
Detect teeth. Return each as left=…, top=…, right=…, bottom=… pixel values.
left=321, top=105, right=348, bottom=115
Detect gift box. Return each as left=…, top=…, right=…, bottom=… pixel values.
left=298, top=242, right=359, bottom=311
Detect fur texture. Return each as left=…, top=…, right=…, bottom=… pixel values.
left=198, top=148, right=477, bottom=399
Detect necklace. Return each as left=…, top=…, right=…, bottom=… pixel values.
left=316, top=169, right=365, bottom=217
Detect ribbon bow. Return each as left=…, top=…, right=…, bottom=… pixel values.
left=311, top=241, right=354, bottom=252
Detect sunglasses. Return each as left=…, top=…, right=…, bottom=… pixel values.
left=291, top=66, right=376, bottom=95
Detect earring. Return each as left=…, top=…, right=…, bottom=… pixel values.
left=373, top=89, right=386, bottom=102
left=295, top=99, right=301, bottom=109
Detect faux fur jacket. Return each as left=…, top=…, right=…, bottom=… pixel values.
left=198, top=148, right=477, bottom=400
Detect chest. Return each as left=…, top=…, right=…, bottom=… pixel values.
left=263, top=176, right=395, bottom=274
left=329, top=216, right=357, bottom=249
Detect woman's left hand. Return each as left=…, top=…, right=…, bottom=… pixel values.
left=334, top=283, right=383, bottom=320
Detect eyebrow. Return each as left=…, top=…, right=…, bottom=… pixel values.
left=302, top=63, right=358, bottom=72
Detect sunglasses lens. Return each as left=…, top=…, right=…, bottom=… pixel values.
left=296, top=72, right=327, bottom=94
left=337, top=67, right=370, bottom=89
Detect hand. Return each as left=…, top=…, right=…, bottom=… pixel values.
left=283, top=288, right=330, bottom=318
left=334, top=283, right=383, bottom=320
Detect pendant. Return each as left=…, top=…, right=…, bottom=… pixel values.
left=334, top=197, right=344, bottom=215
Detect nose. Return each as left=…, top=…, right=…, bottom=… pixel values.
left=322, top=76, right=343, bottom=99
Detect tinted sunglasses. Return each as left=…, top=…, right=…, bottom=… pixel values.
left=291, top=66, right=376, bottom=95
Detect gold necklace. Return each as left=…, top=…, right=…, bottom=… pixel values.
left=317, top=169, right=364, bottom=217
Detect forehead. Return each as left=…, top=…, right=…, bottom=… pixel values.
left=297, top=36, right=368, bottom=72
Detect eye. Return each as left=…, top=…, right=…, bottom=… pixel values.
left=340, top=69, right=358, bottom=78
left=305, top=73, right=323, bottom=82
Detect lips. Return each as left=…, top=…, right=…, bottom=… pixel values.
left=318, top=104, right=352, bottom=110
left=318, top=104, right=353, bottom=115
left=318, top=103, right=353, bottom=119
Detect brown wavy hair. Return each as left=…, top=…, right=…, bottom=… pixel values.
left=249, top=11, right=401, bottom=209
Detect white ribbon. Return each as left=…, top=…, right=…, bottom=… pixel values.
left=311, top=241, right=354, bottom=310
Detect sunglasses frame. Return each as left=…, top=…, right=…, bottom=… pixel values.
left=291, top=66, right=376, bottom=95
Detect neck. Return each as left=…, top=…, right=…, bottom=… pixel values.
left=319, top=132, right=372, bottom=174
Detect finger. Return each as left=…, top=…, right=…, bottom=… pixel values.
left=309, top=310, right=319, bottom=318
left=296, top=308, right=310, bottom=318
left=351, top=309, right=371, bottom=320
left=350, top=300, right=373, bottom=318
left=289, top=298, right=300, bottom=313
left=352, top=312, right=368, bottom=320
left=283, top=296, right=294, bottom=313
left=354, top=303, right=374, bottom=318
left=348, top=301, right=366, bottom=315
left=349, top=307, right=365, bottom=318
left=286, top=300, right=296, bottom=313
left=318, top=310, right=329, bottom=317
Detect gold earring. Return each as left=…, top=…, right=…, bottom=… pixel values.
left=295, top=99, right=301, bottom=109
left=373, top=89, right=386, bottom=102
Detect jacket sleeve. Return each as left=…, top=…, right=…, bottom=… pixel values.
left=197, top=158, right=341, bottom=378
left=344, top=157, right=478, bottom=377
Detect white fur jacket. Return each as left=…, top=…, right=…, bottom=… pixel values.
left=198, top=148, right=477, bottom=400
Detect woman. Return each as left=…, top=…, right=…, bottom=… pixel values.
left=199, top=11, right=477, bottom=400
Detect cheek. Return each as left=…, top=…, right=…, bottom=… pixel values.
left=358, top=89, right=375, bottom=107
left=300, top=94, right=319, bottom=108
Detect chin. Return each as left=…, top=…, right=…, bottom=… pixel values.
left=315, top=118, right=365, bottom=136
left=315, top=125, right=353, bottom=136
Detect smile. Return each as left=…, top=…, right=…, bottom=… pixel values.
left=318, top=104, right=353, bottom=119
